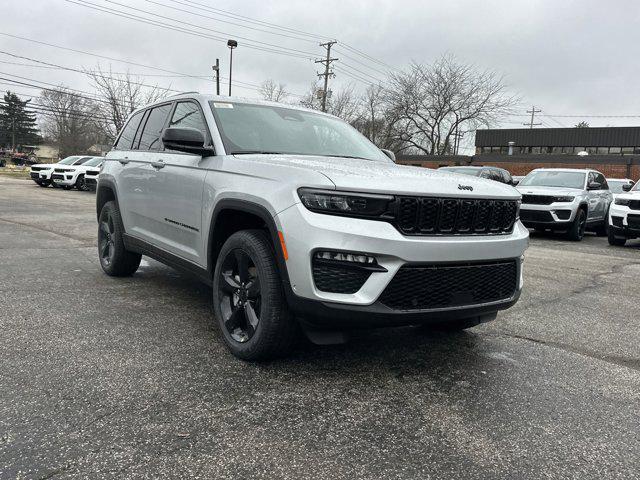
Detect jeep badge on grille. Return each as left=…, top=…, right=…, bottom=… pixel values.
left=458, top=184, right=473, bottom=191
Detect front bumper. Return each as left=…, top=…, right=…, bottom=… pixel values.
left=51, top=173, right=76, bottom=186
left=519, top=201, right=577, bottom=228
left=609, top=204, right=640, bottom=239
left=30, top=170, right=52, bottom=182
left=275, top=203, right=528, bottom=323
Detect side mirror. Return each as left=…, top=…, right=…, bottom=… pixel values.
left=162, top=128, right=214, bottom=156
left=512, top=179, right=520, bottom=186
left=381, top=149, right=396, bottom=162
left=622, top=183, right=633, bottom=192
left=587, top=181, right=602, bottom=190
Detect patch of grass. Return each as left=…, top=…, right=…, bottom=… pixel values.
left=0, top=168, right=30, bottom=179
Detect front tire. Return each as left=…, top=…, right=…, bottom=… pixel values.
left=607, top=227, right=627, bottom=246
left=567, top=209, right=587, bottom=241
left=75, top=174, right=89, bottom=191
left=212, top=230, right=297, bottom=361
left=98, top=201, right=141, bottom=276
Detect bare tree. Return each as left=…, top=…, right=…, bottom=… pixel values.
left=259, top=79, right=289, bottom=102
left=385, top=55, right=518, bottom=154
left=86, top=66, right=169, bottom=141
left=38, top=88, right=102, bottom=157
left=299, top=82, right=361, bottom=124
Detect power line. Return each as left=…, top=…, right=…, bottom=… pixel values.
left=65, top=0, right=316, bottom=60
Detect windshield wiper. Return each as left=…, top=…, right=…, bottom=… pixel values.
left=325, top=154, right=370, bottom=160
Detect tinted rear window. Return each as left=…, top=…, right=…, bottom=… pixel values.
left=114, top=111, right=144, bottom=150
left=138, top=104, right=172, bottom=151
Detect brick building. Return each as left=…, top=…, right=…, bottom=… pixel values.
left=396, top=126, right=640, bottom=179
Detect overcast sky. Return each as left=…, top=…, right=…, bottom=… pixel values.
left=3, top=0, right=640, bottom=149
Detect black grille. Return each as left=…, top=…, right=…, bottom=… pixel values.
left=54, top=168, right=71, bottom=173
left=312, top=262, right=371, bottom=294
left=519, top=209, right=554, bottom=223
left=30, top=172, right=40, bottom=179
left=379, top=260, right=518, bottom=311
left=395, top=197, right=518, bottom=235
left=51, top=174, right=64, bottom=180
left=628, top=214, right=640, bottom=230
left=30, top=166, right=45, bottom=172
left=629, top=200, right=640, bottom=211
left=521, top=194, right=554, bottom=205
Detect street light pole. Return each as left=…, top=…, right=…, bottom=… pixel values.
left=227, top=39, right=238, bottom=96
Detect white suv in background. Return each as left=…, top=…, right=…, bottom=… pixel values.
left=608, top=181, right=640, bottom=246
left=517, top=168, right=613, bottom=241
left=50, top=156, right=104, bottom=191
left=96, top=94, right=529, bottom=361
left=29, top=155, right=92, bottom=187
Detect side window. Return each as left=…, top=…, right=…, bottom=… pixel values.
left=479, top=169, right=491, bottom=179
left=489, top=170, right=502, bottom=182
left=169, top=102, right=208, bottom=141
left=588, top=172, right=596, bottom=187
left=114, top=111, right=144, bottom=150
left=138, top=104, right=172, bottom=151
left=596, top=173, right=608, bottom=189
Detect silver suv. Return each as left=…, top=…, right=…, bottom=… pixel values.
left=517, top=168, right=613, bottom=241
left=96, top=94, right=529, bottom=360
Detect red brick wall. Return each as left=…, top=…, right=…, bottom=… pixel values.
left=398, top=159, right=639, bottom=180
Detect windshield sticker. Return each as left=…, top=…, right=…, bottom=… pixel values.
left=213, top=102, right=233, bottom=109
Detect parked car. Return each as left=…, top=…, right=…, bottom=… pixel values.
left=29, top=156, right=93, bottom=187
left=84, top=163, right=101, bottom=191
left=438, top=166, right=515, bottom=185
left=517, top=168, right=613, bottom=241
left=97, top=94, right=529, bottom=360
left=50, top=156, right=103, bottom=191
left=607, top=181, right=640, bottom=246
left=606, top=178, right=634, bottom=198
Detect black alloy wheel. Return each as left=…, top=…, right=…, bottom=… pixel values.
left=218, top=248, right=262, bottom=343
left=76, top=175, right=88, bottom=191
left=98, top=212, right=116, bottom=267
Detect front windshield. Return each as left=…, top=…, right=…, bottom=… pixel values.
left=58, top=156, right=80, bottom=165
left=209, top=101, right=389, bottom=162
left=519, top=171, right=586, bottom=189
left=607, top=180, right=629, bottom=194
left=83, top=157, right=103, bottom=167
left=440, top=167, right=480, bottom=177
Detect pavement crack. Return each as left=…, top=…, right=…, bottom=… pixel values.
left=495, top=332, right=640, bottom=372
left=0, top=217, right=90, bottom=243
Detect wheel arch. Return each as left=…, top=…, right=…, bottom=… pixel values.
left=207, top=199, right=290, bottom=286
left=96, top=179, right=119, bottom=221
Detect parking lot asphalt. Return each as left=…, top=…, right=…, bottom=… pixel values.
left=1, top=177, right=639, bottom=479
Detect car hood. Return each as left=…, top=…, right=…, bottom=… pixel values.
left=516, top=185, right=583, bottom=197
left=244, top=154, right=520, bottom=199
left=31, top=163, right=55, bottom=169
left=615, top=191, right=640, bottom=201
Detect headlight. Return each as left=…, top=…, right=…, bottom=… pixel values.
left=298, top=188, right=393, bottom=217
left=553, top=196, right=575, bottom=202
left=615, top=198, right=630, bottom=206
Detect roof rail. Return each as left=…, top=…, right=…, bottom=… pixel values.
left=167, top=91, right=200, bottom=97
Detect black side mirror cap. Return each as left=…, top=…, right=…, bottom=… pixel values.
left=587, top=181, right=602, bottom=190
left=162, top=127, right=214, bottom=156
left=381, top=149, right=396, bottom=162
left=622, top=183, right=633, bottom=192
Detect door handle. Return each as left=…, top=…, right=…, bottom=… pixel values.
left=151, top=160, right=165, bottom=169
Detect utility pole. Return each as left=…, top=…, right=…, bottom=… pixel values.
left=212, top=58, right=220, bottom=95
left=524, top=106, right=542, bottom=129
left=453, top=131, right=464, bottom=155
left=315, top=41, right=338, bottom=112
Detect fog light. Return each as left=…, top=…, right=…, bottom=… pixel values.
left=315, top=251, right=376, bottom=264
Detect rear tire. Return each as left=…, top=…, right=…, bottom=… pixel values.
left=212, top=229, right=298, bottom=361
left=567, top=209, right=587, bottom=241
left=98, top=201, right=141, bottom=276
left=607, top=227, right=627, bottom=246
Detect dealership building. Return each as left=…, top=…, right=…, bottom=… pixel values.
left=397, top=126, right=640, bottom=179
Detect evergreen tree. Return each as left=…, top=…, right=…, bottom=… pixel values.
left=0, top=91, right=39, bottom=149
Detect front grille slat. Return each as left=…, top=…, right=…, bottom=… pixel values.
left=379, top=260, right=518, bottom=311
left=521, top=194, right=554, bottom=205
left=395, top=197, right=517, bottom=235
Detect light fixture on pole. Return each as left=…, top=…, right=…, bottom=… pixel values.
left=227, top=39, right=238, bottom=96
